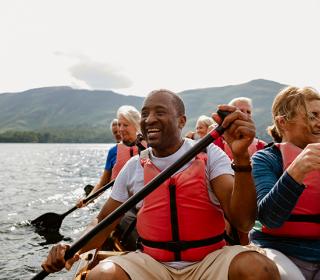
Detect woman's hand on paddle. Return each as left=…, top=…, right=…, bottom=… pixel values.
left=41, top=243, right=80, bottom=272
left=77, top=197, right=94, bottom=208
left=212, top=105, right=255, bottom=158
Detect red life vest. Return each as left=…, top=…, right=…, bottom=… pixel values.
left=111, top=143, right=139, bottom=180
left=136, top=151, right=226, bottom=262
left=262, top=142, right=320, bottom=239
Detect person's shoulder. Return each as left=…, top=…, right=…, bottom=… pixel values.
left=109, top=144, right=118, bottom=152
left=184, top=137, right=196, bottom=146
left=252, top=143, right=281, bottom=162
left=107, top=145, right=118, bottom=159
left=255, top=138, right=267, bottom=148
left=207, top=142, right=227, bottom=156
left=252, top=143, right=283, bottom=175
left=126, top=153, right=141, bottom=166
left=179, top=138, right=198, bottom=152
left=206, top=143, right=231, bottom=170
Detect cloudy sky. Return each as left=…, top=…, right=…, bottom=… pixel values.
left=0, top=0, right=319, bottom=96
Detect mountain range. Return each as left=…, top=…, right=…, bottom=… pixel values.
left=0, top=79, right=287, bottom=142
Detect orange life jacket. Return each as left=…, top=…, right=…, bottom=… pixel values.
left=111, top=143, right=140, bottom=180
left=136, top=151, right=226, bottom=262
left=262, top=142, right=320, bottom=239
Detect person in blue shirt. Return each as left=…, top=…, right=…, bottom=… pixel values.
left=250, top=86, right=320, bottom=280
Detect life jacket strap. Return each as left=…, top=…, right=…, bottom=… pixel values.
left=140, top=232, right=225, bottom=252
left=287, top=214, right=320, bottom=223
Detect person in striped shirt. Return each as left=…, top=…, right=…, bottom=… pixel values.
left=250, top=86, right=320, bottom=280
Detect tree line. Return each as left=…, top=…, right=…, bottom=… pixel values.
left=0, top=126, right=273, bottom=144
left=0, top=127, right=114, bottom=143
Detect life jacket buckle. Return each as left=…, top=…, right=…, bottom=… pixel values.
left=165, top=240, right=186, bottom=251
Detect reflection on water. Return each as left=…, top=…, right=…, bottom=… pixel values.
left=36, top=228, right=75, bottom=247
left=35, top=227, right=66, bottom=245
left=0, top=143, right=113, bottom=279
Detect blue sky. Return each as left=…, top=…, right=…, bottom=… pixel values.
left=0, top=0, right=319, bottom=96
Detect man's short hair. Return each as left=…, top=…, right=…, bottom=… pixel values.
left=148, top=89, right=185, bottom=116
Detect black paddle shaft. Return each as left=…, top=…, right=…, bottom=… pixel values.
left=31, top=110, right=229, bottom=280
left=31, top=180, right=115, bottom=230
left=31, top=135, right=148, bottom=230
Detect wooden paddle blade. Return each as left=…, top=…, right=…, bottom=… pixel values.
left=31, top=212, right=63, bottom=230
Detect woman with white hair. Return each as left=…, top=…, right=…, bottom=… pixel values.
left=78, top=105, right=146, bottom=206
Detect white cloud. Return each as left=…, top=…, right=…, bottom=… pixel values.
left=69, top=60, right=132, bottom=90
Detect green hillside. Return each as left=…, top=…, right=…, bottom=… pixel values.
left=0, top=79, right=286, bottom=142
left=0, top=86, right=143, bottom=131
left=180, top=79, right=286, bottom=141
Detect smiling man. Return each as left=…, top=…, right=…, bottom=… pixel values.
left=42, top=89, right=279, bottom=280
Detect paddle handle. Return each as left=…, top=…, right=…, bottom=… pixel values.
left=59, top=180, right=116, bottom=219
left=31, top=269, right=49, bottom=280
left=82, top=180, right=115, bottom=205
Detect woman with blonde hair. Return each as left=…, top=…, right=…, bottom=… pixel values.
left=250, top=86, right=320, bottom=279
left=185, top=115, right=216, bottom=140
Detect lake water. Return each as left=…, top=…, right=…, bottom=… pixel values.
left=0, top=143, right=114, bottom=280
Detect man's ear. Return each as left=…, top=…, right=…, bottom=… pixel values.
left=178, top=115, right=187, bottom=129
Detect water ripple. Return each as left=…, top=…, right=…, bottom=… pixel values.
left=0, top=143, right=111, bottom=279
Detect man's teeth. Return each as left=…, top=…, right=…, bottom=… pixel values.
left=148, top=129, right=160, bottom=133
